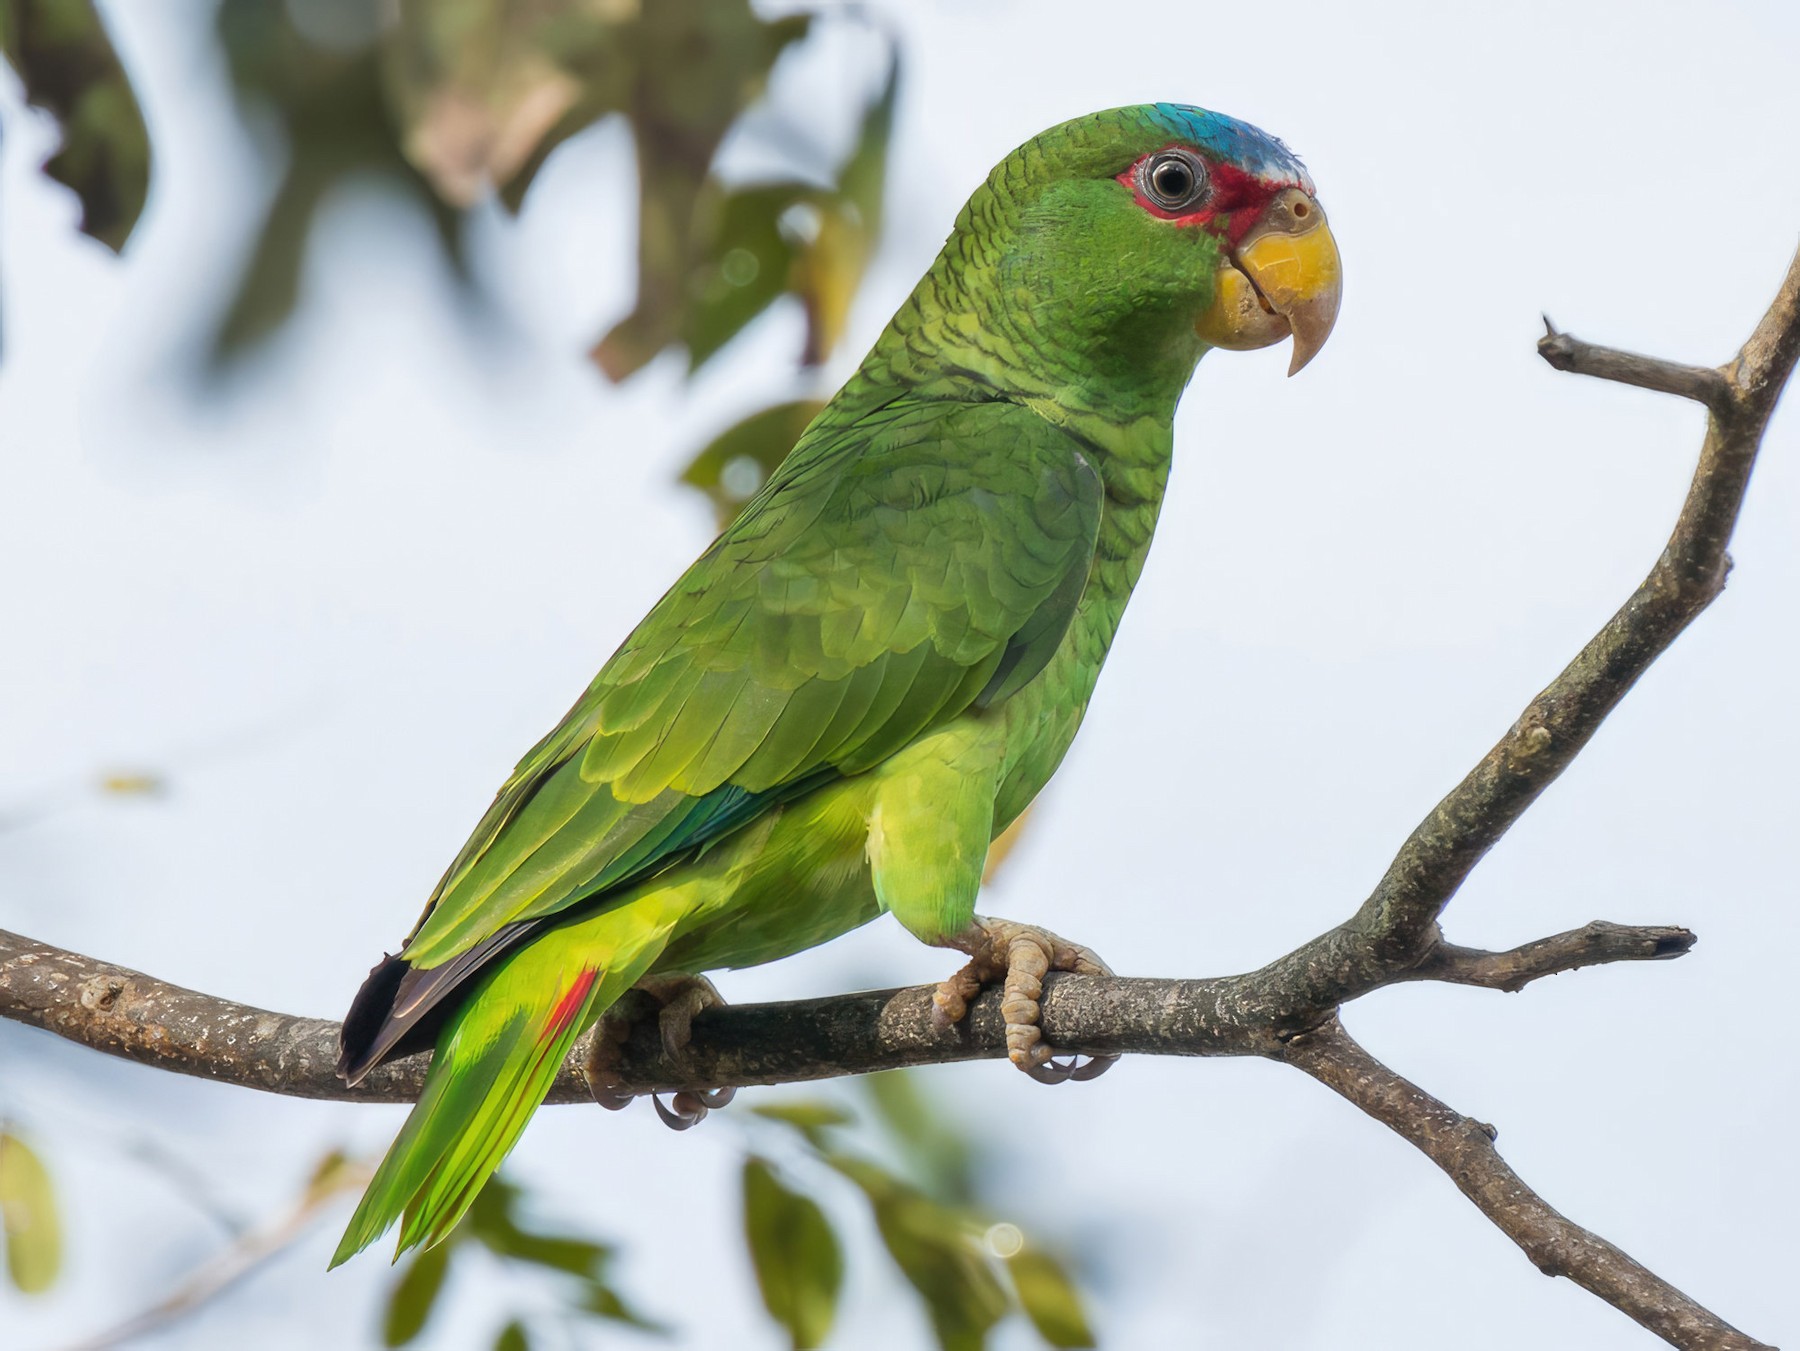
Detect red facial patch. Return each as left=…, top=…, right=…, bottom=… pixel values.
left=1118, top=147, right=1288, bottom=246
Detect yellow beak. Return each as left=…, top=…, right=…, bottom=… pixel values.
left=1194, top=187, right=1342, bottom=376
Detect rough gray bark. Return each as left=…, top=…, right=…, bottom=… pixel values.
left=4, top=238, right=1796, bottom=1351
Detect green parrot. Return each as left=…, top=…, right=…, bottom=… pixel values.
left=331, top=102, right=1341, bottom=1265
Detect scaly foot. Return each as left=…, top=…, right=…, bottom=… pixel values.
left=582, top=972, right=736, bottom=1129
left=931, top=917, right=1117, bottom=1085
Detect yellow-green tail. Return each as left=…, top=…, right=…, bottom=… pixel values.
left=331, top=914, right=673, bottom=1267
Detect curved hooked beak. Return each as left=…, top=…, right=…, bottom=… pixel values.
left=1194, top=187, right=1343, bottom=376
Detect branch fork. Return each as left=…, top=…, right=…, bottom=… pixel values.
left=5, top=239, right=1797, bottom=1350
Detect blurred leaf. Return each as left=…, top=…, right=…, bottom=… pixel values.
left=579, top=1280, right=666, bottom=1333
left=97, top=771, right=167, bottom=797
left=212, top=0, right=468, bottom=357
left=1004, top=1245, right=1094, bottom=1349
left=384, top=0, right=596, bottom=208
left=742, top=1157, right=844, bottom=1349
left=483, top=1226, right=612, bottom=1278
left=791, top=55, right=895, bottom=366
left=859, top=1071, right=975, bottom=1205
left=493, top=1319, right=530, bottom=1351
left=383, top=1240, right=452, bottom=1347
left=747, top=1099, right=854, bottom=1149
left=680, top=399, right=823, bottom=527
left=681, top=183, right=802, bottom=373
left=0, top=0, right=151, bottom=251
left=304, top=1147, right=363, bottom=1202
left=831, top=1155, right=1007, bottom=1351
left=460, top=1176, right=662, bottom=1332
left=0, top=1130, right=61, bottom=1295
left=465, top=1176, right=613, bottom=1278
left=591, top=3, right=811, bottom=380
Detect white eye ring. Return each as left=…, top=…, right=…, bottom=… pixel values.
left=1141, top=149, right=1209, bottom=211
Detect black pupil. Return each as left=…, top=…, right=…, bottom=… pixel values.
left=1153, top=158, right=1193, bottom=202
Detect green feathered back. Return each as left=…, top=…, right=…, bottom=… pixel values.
left=402, top=399, right=1102, bottom=967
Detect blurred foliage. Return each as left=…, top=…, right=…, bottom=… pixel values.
left=681, top=397, right=826, bottom=528
left=744, top=1078, right=1096, bottom=1351
left=743, top=1155, right=844, bottom=1349
left=210, top=0, right=470, bottom=354
left=97, top=770, right=167, bottom=797
left=1, top=0, right=897, bottom=514
left=0, top=0, right=150, bottom=253
left=382, top=1172, right=660, bottom=1348
left=0, top=1127, right=62, bottom=1295
left=2, top=6, right=1080, bottom=1346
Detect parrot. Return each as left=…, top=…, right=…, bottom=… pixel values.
left=330, top=101, right=1342, bottom=1266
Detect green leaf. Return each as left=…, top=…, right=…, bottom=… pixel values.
left=589, top=5, right=813, bottom=381
left=742, top=1157, right=844, bottom=1350
left=790, top=54, right=896, bottom=366
left=859, top=1071, right=976, bottom=1204
left=747, top=1100, right=855, bottom=1149
left=464, top=1176, right=613, bottom=1279
left=383, top=1240, right=453, bottom=1347
left=493, top=1319, right=530, bottom=1351
left=679, top=400, right=824, bottom=529
left=0, top=0, right=152, bottom=251
left=304, top=1147, right=361, bottom=1201
left=580, top=1278, right=668, bottom=1334
left=681, top=183, right=803, bottom=373
left=0, top=1131, right=61, bottom=1295
left=489, top=1228, right=612, bottom=1278
left=831, top=1156, right=1006, bottom=1351
left=1004, top=1245, right=1095, bottom=1349
left=209, top=0, right=469, bottom=359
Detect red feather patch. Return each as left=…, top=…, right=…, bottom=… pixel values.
left=541, top=968, right=599, bottom=1043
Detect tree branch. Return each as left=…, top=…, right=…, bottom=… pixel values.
left=0, top=924, right=1689, bottom=1102
left=1346, top=240, right=1800, bottom=968
left=1410, top=920, right=1696, bottom=993
left=1536, top=318, right=1732, bottom=409
left=5, top=238, right=1795, bottom=1350
left=1281, top=1018, right=1772, bottom=1351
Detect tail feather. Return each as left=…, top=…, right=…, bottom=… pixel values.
left=331, top=911, right=675, bottom=1267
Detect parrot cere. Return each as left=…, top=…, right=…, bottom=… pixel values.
left=332, top=102, right=1341, bottom=1266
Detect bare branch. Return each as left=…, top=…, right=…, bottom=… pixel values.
left=1536, top=318, right=1731, bottom=409
left=1347, top=239, right=1800, bottom=966
left=0, top=928, right=1287, bottom=1103
left=54, top=1156, right=371, bottom=1351
left=1281, top=1019, right=1774, bottom=1351
left=1412, top=920, right=1696, bottom=993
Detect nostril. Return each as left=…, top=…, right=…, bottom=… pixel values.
left=1293, top=201, right=1310, bottom=220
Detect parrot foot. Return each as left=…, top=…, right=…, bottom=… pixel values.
left=582, top=973, right=736, bottom=1130
left=931, top=917, right=1118, bottom=1085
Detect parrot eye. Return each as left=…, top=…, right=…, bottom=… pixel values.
left=1141, top=149, right=1209, bottom=212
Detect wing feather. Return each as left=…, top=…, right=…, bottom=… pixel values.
left=400, top=400, right=1103, bottom=967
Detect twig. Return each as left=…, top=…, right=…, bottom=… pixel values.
left=1537, top=317, right=1732, bottom=409
left=1347, top=241, right=1800, bottom=968
left=1281, top=1019, right=1772, bottom=1351
left=53, top=1155, right=370, bottom=1351
left=1412, top=920, right=1695, bottom=993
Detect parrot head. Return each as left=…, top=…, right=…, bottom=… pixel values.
left=928, top=103, right=1342, bottom=402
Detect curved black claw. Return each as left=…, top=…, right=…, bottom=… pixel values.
left=651, top=1085, right=737, bottom=1130
left=591, top=1086, right=636, bottom=1112
left=1025, top=1053, right=1118, bottom=1086
left=654, top=1093, right=706, bottom=1130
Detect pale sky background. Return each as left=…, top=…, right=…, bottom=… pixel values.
left=3, top=2, right=1798, bottom=1348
